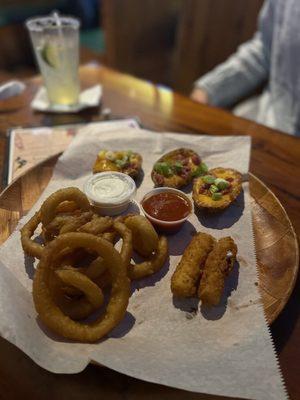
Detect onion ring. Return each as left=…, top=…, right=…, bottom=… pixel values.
left=128, top=236, right=168, bottom=280
left=124, top=215, right=158, bottom=257
left=59, top=211, right=93, bottom=234
left=20, top=211, right=44, bottom=259
left=101, top=231, right=116, bottom=243
left=55, top=200, right=79, bottom=214
left=94, top=270, right=113, bottom=289
left=79, top=221, right=132, bottom=281
left=47, top=275, right=92, bottom=320
left=113, top=221, right=133, bottom=268
left=42, top=214, right=75, bottom=242
left=40, top=187, right=90, bottom=226
left=58, top=247, right=106, bottom=281
left=55, top=269, right=104, bottom=319
left=33, top=232, right=130, bottom=342
left=82, top=257, right=107, bottom=279
left=94, top=225, right=167, bottom=282
left=79, top=216, right=113, bottom=235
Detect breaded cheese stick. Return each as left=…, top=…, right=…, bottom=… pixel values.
left=198, top=236, right=237, bottom=306
left=171, top=232, right=215, bottom=297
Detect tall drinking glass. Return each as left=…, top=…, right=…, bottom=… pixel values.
left=26, top=14, right=80, bottom=108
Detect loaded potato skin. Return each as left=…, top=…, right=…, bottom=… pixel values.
left=93, top=150, right=142, bottom=179
left=151, top=148, right=206, bottom=188
left=193, top=167, right=242, bottom=211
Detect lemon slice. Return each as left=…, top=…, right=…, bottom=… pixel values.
left=41, top=43, right=60, bottom=68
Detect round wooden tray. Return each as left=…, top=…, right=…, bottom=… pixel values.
left=0, top=155, right=298, bottom=324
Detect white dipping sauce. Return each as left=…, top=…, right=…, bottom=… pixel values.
left=84, top=172, right=136, bottom=216
left=91, top=175, right=130, bottom=202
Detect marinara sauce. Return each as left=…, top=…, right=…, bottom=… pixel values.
left=142, top=192, right=191, bottom=222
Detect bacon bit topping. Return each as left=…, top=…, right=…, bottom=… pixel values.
left=191, top=155, right=200, bottom=165
left=154, top=173, right=164, bottom=186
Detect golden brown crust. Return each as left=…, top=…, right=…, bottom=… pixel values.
left=92, top=150, right=142, bottom=179
left=171, top=232, right=215, bottom=297
left=198, top=236, right=238, bottom=306
left=151, top=148, right=201, bottom=188
left=192, top=167, right=242, bottom=211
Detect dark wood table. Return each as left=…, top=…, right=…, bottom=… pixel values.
left=0, top=64, right=299, bottom=400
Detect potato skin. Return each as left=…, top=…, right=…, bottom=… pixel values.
left=171, top=232, right=215, bottom=297
left=93, top=150, right=142, bottom=179
left=151, top=148, right=201, bottom=188
left=193, top=167, right=242, bottom=211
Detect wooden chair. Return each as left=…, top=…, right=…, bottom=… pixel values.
left=102, top=0, right=181, bottom=85
left=172, top=0, right=264, bottom=93
left=102, top=0, right=263, bottom=93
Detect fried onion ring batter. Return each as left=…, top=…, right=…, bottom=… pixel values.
left=124, top=215, right=159, bottom=257
left=40, top=187, right=90, bottom=226
left=20, top=211, right=44, bottom=259
left=33, top=232, right=130, bottom=342
left=128, top=236, right=168, bottom=280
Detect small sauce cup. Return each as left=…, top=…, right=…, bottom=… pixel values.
left=84, top=172, right=136, bottom=216
left=140, top=187, right=193, bottom=234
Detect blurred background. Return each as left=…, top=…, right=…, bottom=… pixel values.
left=0, top=0, right=263, bottom=94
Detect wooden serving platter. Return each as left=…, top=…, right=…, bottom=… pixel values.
left=0, top=154, right=298, bottom=324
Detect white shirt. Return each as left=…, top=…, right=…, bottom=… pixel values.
left=194, top=0, right=300, bottom=136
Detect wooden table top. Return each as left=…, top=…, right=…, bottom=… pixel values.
left=0, top=64, right=299, bottom=400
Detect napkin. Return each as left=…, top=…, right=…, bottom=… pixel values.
left=31, top=84, right=102, bottom=113
left=0, top=128, right=287, bottom=400
left=0, top=80, right=26, bottom=100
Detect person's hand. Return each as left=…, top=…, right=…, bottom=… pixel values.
left=190, top=88, right=208, bottom=104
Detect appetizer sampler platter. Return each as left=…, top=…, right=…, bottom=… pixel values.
left=0, top=153, right=298, bottom=326
left=0, top=128, right=297, bottom=400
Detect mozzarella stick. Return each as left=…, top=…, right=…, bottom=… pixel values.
left=171, top=232, right=215, bottom=297
left=198, top=236, right=237, bottom=306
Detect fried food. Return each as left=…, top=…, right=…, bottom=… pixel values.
left=40, top=187, right=90, bottom=226
left=151, top=148, right=207, bottom=188
left=193, top=168, right=242, bottom=211
left=93, top=150, right=142, bottom=179
left=78, top=215, right=113, bottom=235
left=55, top=200, right=79, bottom=213
left=33, top=232, right=130, bottom=342
left=171, top=233, right=215, bottom=297
left=56, top=269, right=104, bottom=308
left=20, top=187, right=171, bottom=341
left=128, top=236, right=168, bottom=280
left=59, top=211, right=94, bottom=234
left=124, top=215, right=159, bottom=257
left=20, top=211, right=44, bottom=259
left=42, top=214, right=75, bottom=242
left=81, top=256, right=107, bottom=280
left=92, top=221, right=167, bottom=282
left=199, top=237, right=237, bottom=306
left=113, top=221, right=133, bottom=268
left=53, top=269, right=104, bottom=320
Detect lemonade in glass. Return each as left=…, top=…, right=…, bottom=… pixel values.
left=26, top=14, right=80, bottom=108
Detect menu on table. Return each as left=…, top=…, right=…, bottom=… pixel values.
left=6, top=119, right=140, bottom=185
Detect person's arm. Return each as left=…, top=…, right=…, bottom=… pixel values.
left=192, top=0, right=274, bottom=107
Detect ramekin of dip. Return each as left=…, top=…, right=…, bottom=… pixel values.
left=84, top=172, right=136, bottom=216
left=140, top=187, right=193, bottom=234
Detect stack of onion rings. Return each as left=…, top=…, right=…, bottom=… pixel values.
left=20, top=187, right=169, bottom=342
left=33, top=233, right=130, bottom=342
